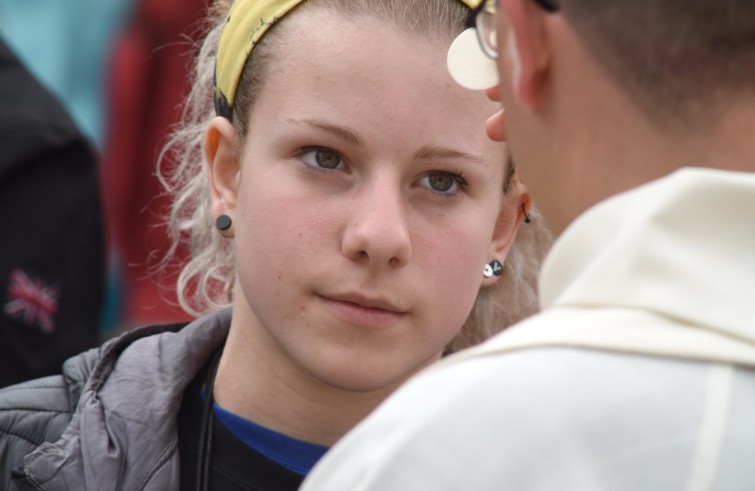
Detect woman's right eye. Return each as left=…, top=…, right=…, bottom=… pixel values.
left=300, top=147, right=345, bottom=170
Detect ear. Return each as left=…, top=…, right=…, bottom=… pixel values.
left=499, top=0, right=553, bottom=108
left=482, top=180, right=530, bottom=286
left=205, top=117, right=241, bottom=220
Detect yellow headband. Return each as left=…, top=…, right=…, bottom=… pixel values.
left=214, top=0, right=480, bottom=119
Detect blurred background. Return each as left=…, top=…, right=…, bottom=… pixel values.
left=0, top=0, right=206, bottom=386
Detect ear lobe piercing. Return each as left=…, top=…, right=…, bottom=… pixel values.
left=215, top=214, right=232, bottom=231
left=522, top=204, right=531, bottom=224
left=483, top=260, right=504, bottom=278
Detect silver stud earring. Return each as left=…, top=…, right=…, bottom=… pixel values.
left=483, top=260, right=504, bottom=278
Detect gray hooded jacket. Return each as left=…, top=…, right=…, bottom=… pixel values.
left=0, top=309, right=231, bottom=491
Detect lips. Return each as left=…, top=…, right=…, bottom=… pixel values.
left=327, top=293, right=404, bottom=313
left=318, top=293, right=407, bottom=327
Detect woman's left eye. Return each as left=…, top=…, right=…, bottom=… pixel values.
left=419, top=171, right=468, bottom=195
left=300, top=147, right=345, bottom=169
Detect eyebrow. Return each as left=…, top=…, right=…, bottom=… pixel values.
left=414, top=145, right=488, bottom=166
left=288, top=118, right=364, bottom=147
left=288, top=119, right=487, bottom=166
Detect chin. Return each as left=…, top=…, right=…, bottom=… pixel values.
left=307, top=354, right=432, bottom=394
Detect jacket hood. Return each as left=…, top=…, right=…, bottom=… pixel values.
left=450, top=169, right=755, bottom=368
left=542, top=168, right=755, bottom=345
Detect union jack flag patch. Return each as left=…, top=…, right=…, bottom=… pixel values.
left=4, top=269, right=60, bottom=334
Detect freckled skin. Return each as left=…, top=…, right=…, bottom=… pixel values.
left=209, top=10, right=523, bottom=444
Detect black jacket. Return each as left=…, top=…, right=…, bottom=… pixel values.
left=0, top=36, right=105, bottom=387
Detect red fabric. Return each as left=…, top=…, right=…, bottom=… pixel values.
left=102, top=0, right=207, bottom=326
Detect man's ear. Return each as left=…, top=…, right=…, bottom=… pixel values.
left=499, top=0, right=553, bottom=108
left=205, top=116, right=241, bottom=217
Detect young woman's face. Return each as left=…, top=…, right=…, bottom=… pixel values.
left=213, top=10, right=523, bottom=393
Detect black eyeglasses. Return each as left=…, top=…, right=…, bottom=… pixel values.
left=466, top=0, right=560, bottom=59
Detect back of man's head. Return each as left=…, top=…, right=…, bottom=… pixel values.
left=562, top=0, right=755, bottom=126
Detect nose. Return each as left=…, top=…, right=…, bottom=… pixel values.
left=341, top=177, right=412, bottom=269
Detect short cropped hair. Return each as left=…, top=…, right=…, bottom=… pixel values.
left=562, top=0, right=755, bottom=126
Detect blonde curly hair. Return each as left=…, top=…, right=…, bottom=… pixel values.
left=158, top=0, right=552, bottom=353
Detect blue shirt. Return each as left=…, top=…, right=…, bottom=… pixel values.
left=213, top=402, right=330, bottom=476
